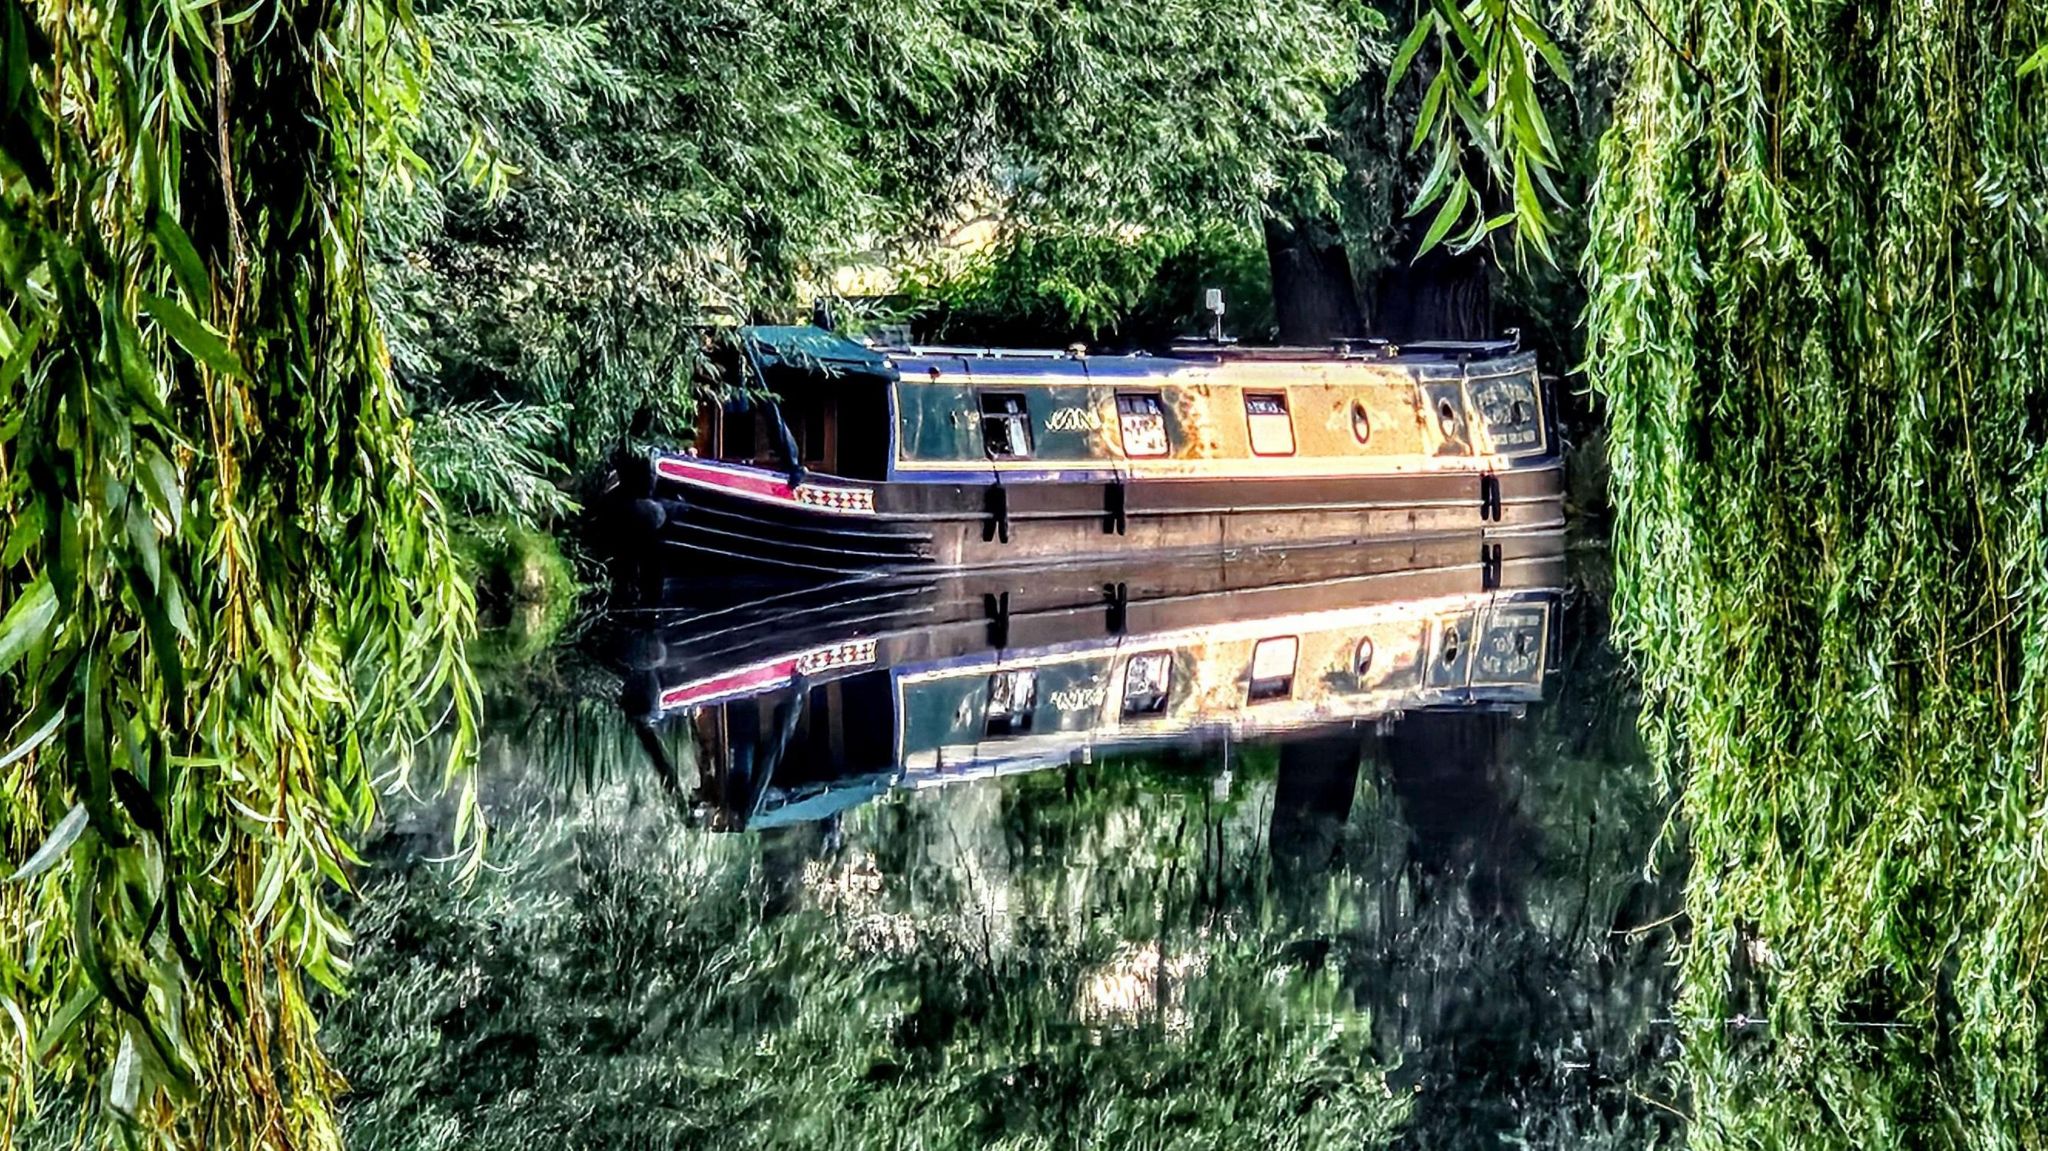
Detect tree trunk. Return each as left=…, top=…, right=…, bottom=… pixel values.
left=1262, top=215, right=1365, bottom=345
left=1269, top=731, right=1365, bottom=881
left=1368, top=239, right=1494, bottom=343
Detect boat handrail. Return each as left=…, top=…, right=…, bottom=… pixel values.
left=879, top=344, right=1085, bottom=360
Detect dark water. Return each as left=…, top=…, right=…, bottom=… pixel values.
left=328, top=546, right=1683, bottom=1150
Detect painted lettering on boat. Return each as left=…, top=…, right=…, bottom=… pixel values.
left=1045, top=406, right=1101, bottom=432
left=1050, top=685, right=1107, bottom=712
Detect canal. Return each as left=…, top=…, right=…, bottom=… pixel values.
left=316, top=541, right=1707, bottom=1149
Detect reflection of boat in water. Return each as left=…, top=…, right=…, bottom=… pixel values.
left=603, top=538, right=1568, bottom=831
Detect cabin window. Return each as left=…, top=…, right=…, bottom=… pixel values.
left=1121, top=652, right=1172, bottom=717
left=985, top=669, right=1037, bottom=736
left=1247, top=637, right=1298, bottom=703
left=1116, top=394, right=1170, bottom=458
left=979, top=392, right=1034, bottom=460
left=1244, top=392, right=1295, bottom=455
left=782, top=394, right=839, bottom=471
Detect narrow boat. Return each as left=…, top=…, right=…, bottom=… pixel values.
left=603, top=325, right=1562, bottom=578
left=601, top=545, right=1564, bottom=830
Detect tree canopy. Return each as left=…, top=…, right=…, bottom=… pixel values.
left=376, top=0, right=1374, bottom=484
left=1586, top=0, right=2048, bottom=1139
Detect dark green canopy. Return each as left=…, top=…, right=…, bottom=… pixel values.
left=742, top=325, right=896, bottom=383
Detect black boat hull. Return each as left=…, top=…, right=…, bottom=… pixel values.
left=607, top=459, right=1565, bottom=580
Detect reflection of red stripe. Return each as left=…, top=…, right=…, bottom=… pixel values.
left=660, top=659, right=797, bottom=710
left=655, top=457, right=794, bottom=501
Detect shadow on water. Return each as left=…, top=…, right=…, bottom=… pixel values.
left=328, top=541, right=1688, bottom=1149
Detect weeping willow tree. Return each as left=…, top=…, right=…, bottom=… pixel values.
left=1584, top=0, right=2048, bottom=1139
left=0, top=0, right=476, bottom=1145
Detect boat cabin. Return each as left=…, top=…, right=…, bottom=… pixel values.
left=615, top=325, right=1564, bottom=578
left=690, top=326, right=1552, bottom=483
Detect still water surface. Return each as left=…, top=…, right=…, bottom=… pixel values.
left=326, top=550, right=1684, bottom=1149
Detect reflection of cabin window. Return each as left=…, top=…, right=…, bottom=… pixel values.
left=979, top=393, right=1033, bottom=459
left=1244, top=392, right=1295, bottom=455
left=1247, top=637, right=1298, bottom=703
left=1121, top=652, right=1172, bottom=717
left=1116, top=394, right=1170, bottom=457
left=985, top=669, right=1037, bottom=736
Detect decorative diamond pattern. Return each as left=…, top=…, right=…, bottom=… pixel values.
left=795, top=640, right=878, bottom=675
left=794, top=484, right=876, bottom=514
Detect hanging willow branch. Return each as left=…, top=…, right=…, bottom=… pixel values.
left=0, top=0, right=479, bottom=1144
left=1387, top=0, right=1572, bottom=263
left=1585, top=0, right=2048, bottom=1138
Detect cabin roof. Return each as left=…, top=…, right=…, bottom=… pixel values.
left=741, top=325, right=1534, bottom=388
left=743, top=325, right=895, bottom=383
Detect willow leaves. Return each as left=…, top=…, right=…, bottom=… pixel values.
left=0, top=0, right=477, bottom=1146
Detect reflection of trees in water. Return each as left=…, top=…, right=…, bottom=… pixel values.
left=1330, top=710, right=1680, bottom=1149
left=1255, top=576, right=1684, bottom=1149
left=333, top=735, right=1408, bottom=1149
left=332, top=588, right=1679, bottom=1148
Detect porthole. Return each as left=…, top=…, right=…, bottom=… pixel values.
left=1436, top=397, right=1461, bottom=436
left=1354, top=637, right=1375, bottom=677
left=1350, top=400, right=1372, bottom=444
left=1441, top=625, right=1462, bottom=667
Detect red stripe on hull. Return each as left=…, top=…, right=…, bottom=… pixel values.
left=654, top=457, right=877, bottom=515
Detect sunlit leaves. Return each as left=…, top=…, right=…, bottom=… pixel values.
left=1, top=0, right=478, bottom=1143
left=1388, top=0, right=1569, bottom=263
left=410, top=401, right=578, bottom=524
left=5, top=801, right=84, bottom=882
left=0, top=574, right=54, bottom=674
left=1583, top=0, right=2048, bottom=1139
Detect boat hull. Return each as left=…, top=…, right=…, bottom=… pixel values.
left=608, top=454, right=1565, bottom=580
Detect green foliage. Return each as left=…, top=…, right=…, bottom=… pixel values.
left=449, top=517, right=579, bottom=670
left=0, top=0, right=478, bottom=1144
left=1584, top=0, right=2048, bottom=1138
left=890, top=225, right=1278, bottom=346
left=332, top=752, right=1411, bottom=1150
left=412, top=403, right=577, bottom=528
left=375, top=0, right=1368, bottom=469
left=1386, top=0, right=1573, bottom=262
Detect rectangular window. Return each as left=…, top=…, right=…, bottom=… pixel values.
left=1121, top=652, right=1173, bottom=717
left=979, top=393, right=1034, bottom=459
left=1116, top=394, right=1170, bottom=458
left=1247, top=637, right=1299, bottom=703
left=1244, top=392, right=1295, bottom=455
left=984, top=669, right=1037, bottom=736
